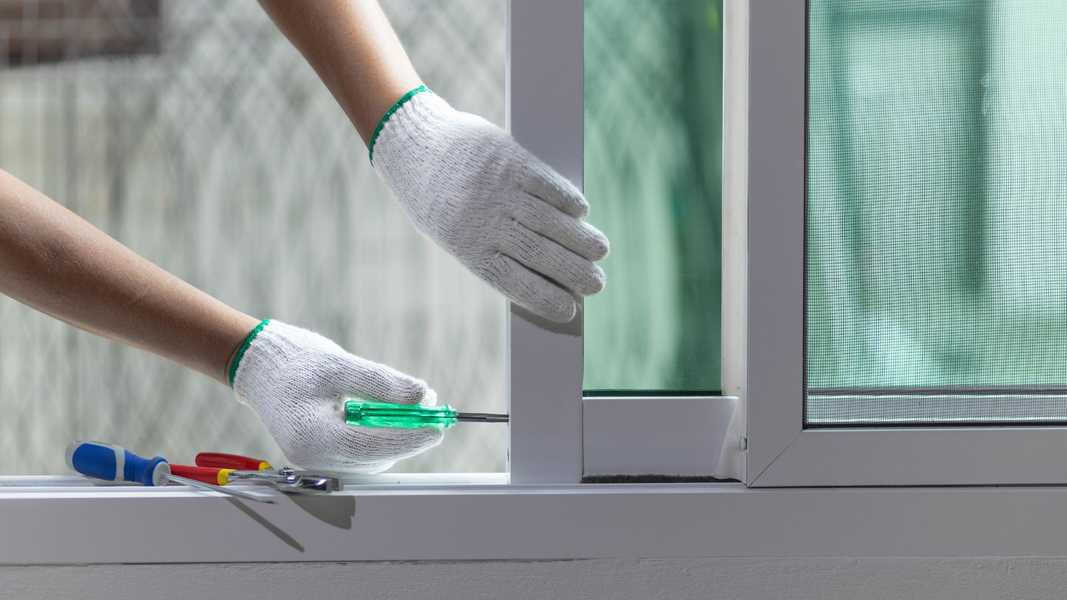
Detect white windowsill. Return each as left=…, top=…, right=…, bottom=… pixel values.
left=0, top=473, right=510, bottom=488
left=7, top=476, right=1067, bottom=564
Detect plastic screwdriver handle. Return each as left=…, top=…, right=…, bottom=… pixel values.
left=195, top=453, right=273, bottom=471
left=170, top=465, right=237, bottom=486
left=65, top=441, right=275, bottom=503
left=65, top=440, right=169, bottom=486
left=345, top=399, right=460, bottom=430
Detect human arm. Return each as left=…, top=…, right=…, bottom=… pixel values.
left=256, top=0, right=420, bottom=145
left=259, top=0, right=610, bottom=322
left=0, top=169, right=257, bottom=384
left=0, top=170, right=440, bottom=472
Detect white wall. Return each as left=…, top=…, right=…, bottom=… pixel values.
left=4, top=558, right=1067, bottom=600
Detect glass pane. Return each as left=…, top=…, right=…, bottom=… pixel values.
left=0, top=0, right=506, bottom=473
left=583, top=0, right=723, bottom=393
left=807, top=0, right=1067, bottom=424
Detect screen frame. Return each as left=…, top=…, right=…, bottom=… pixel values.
left=746, top=0, right=1067, bottom=487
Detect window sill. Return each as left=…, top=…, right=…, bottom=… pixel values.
left=7, top=477, right=1067, bottom=563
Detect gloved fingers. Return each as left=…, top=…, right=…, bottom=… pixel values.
left=356, top=461, right=396, bottom=475
left=516, top=154, right=590, bottom=219
left=328, top=353, right=433, bottom=406
left=417, top=388, right=438, bottom=407
left=488, top=254, right=577, bottom=322
left=338, top=424, right=445, bottom=466
left=511, top=193, right=610, bottom=262
left=499, top=223, right=606, bottom=298
left=280, top=412, right=444, bottom=473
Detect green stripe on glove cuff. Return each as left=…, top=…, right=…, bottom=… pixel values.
left=368, top=85, right=433, bottom=165
left=228, top=318, right=271, bottom=388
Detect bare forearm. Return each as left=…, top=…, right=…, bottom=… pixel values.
left=0, top=170, right=259, bottom=384
left=258, top=0, right=422, bottom=145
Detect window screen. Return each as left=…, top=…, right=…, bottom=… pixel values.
left=583, top=0, right=723, bottom=394
left=0, top=0, right=507, bottom=473
left=807, top=0, right=1067, bottom=424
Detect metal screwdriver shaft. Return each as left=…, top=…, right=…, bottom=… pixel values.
left=166, top=473, right=275, bottom=504
left=453, top=412, right=510, bottom=424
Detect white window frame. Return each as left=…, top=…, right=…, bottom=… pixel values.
left=745, top=0, right=1067, bottom=487
left=506, top=0, right=586, bottom=484
left=0, top=0, right=737, bottom=562
left=9, top=0, right=1067, bottom=567
left=508, top=0, right=737, bottom=483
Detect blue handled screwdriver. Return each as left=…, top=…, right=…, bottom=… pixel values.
left=65, top=441, right=274, bottom=504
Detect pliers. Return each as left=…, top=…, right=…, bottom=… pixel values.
left=170, top=452, right=343, bottom=494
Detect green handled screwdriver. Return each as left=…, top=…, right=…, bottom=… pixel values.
left=344, top=399, right=509, bottom=430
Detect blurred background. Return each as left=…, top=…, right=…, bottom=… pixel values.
left=807, top=0, right=1067, bottom=423
left=0, top=0, right=508, bottom=474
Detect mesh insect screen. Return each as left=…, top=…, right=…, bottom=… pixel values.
left=806, top=0, right=1067, bottom=424
left=0, top=0, right=508, bottom=473
left=583, top=0, right=723, bottom=393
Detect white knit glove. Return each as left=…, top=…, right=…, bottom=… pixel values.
left=230, top=320, right=443, bottom=473
left=371, top=86, right=610, bottom=323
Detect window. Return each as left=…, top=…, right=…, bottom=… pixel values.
left=571, top=0, right=735, bottom=479
left=807, top=0, right=1067, bottom=425
left=0, top=0, right=731, bottom=485
left=747, top=0, right=1067, bottom=486
left=9, top=0, right=1067, bottom=568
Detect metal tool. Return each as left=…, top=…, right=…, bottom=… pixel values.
left=344, top=399, right=509, bottom=430
left=65, top=441, right=275, bottom=504
left=169, top=452, right=342, bottom=494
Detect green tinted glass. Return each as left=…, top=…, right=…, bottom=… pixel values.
left=583, top=0, right=723, bottom=393
left=807, top=0, right=1067, bottom=424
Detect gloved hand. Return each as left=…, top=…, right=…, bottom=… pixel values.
left=229, top=319, right=442, bottom=473
left=371, top=86, right=610, bottom=323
